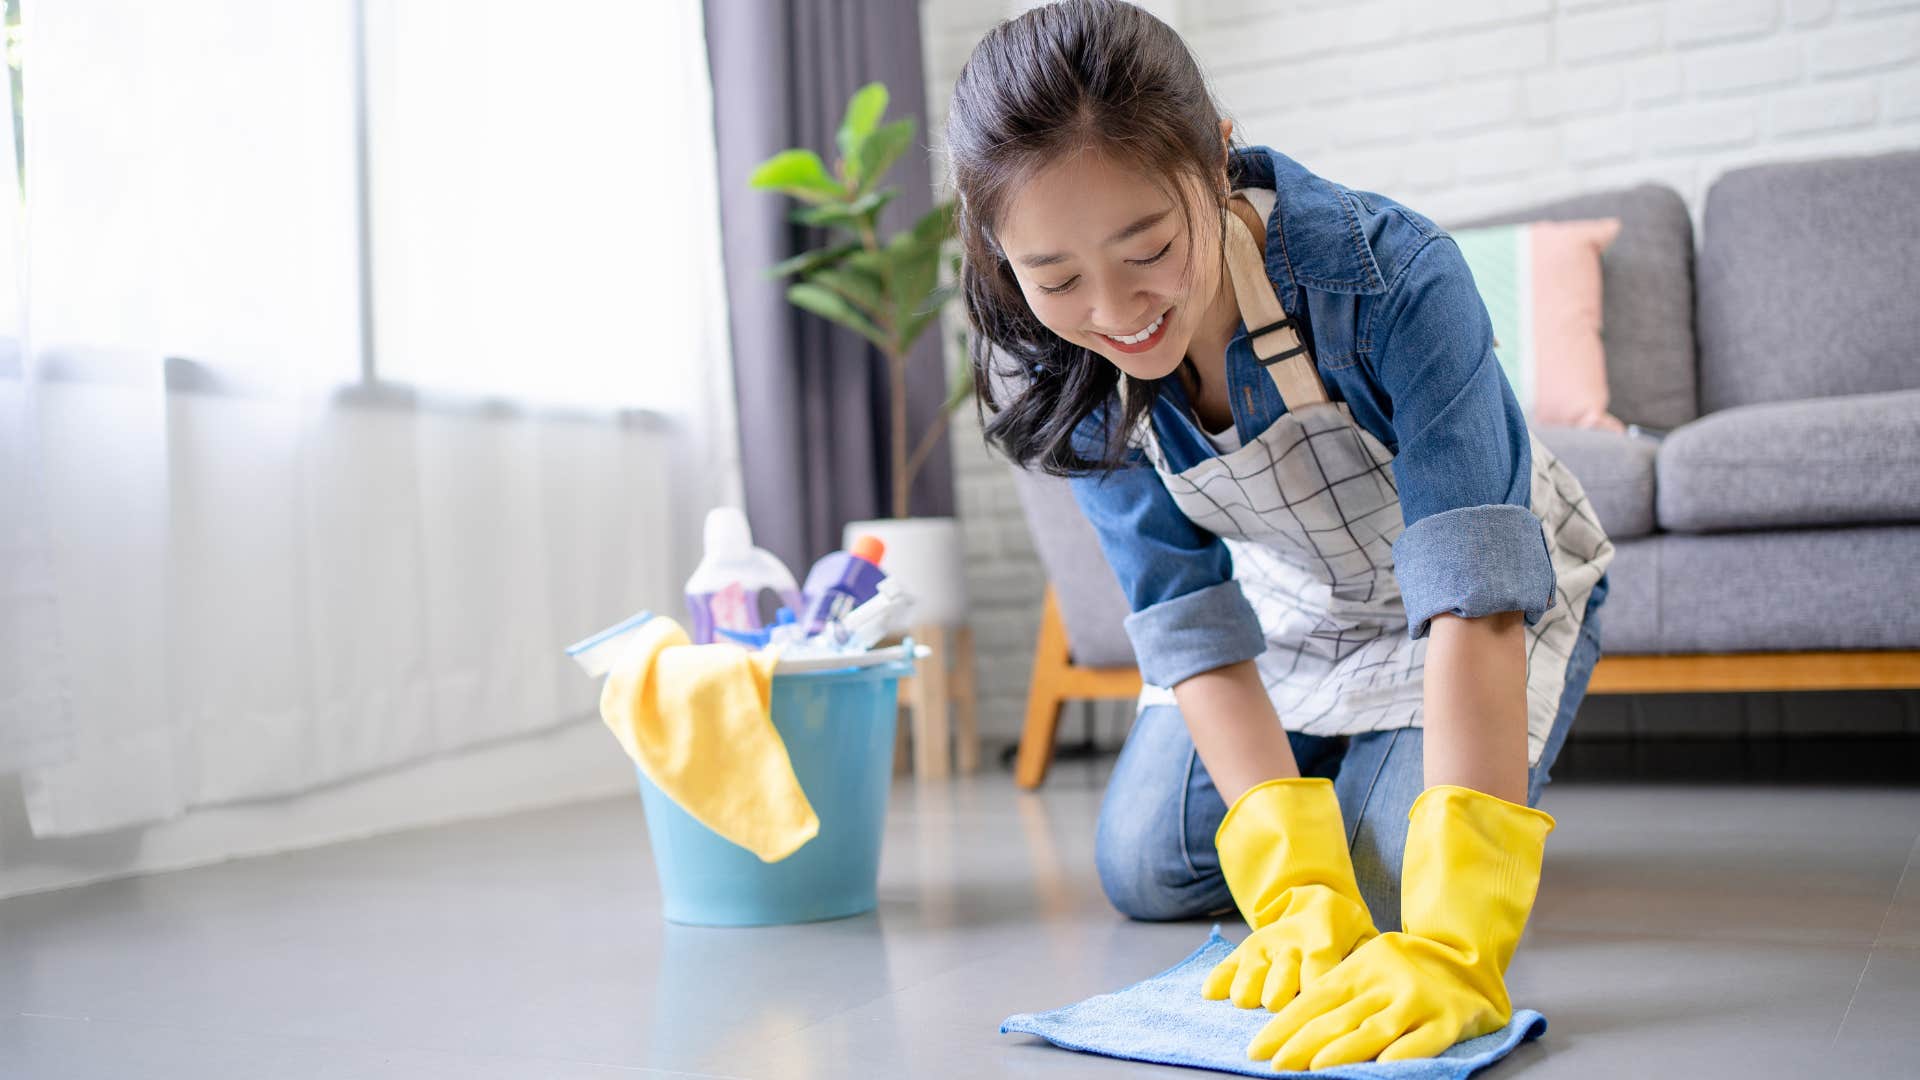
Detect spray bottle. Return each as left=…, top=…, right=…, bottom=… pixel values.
left=798, top=535, right=887, bottom=636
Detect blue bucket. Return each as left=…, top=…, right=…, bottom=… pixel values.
left=635, top=651, right=913, bottom=926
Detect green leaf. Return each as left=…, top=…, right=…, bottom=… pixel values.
left=810, top=266, right=889, bottom=322
left=888, top=239, right=942, bottom=330
left=846, top=188, right=897, bottom=219
left=836, top=83, right=889, bottom=171
left=788, top=283, right=892, bottom=354
left=764, top=241, right=860, bottom=280
left=845, top=249, right=888, bottom=278
left=790, top=203, right=862, bottom=229
left=854, top=119, right=916, bottom=194
left=909, top=202, right=956, bottom=247
left=942, top=352, right=976, bottom=412
left=914, top=281, right=959, bottom=316
left=897, top=281, right=957, bottom=352
left=748, top=149, right=843, bottom=203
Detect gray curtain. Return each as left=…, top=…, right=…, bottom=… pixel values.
left=705, top=0, right=957, bottom=578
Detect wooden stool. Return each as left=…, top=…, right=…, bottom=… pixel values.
left=890, top=622, right=979, bottom=779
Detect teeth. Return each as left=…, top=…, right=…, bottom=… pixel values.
left=1108, top=312, right=1166, bottom=345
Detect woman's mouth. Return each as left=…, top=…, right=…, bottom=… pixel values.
left=1098, top=307, right=1172, bottom=354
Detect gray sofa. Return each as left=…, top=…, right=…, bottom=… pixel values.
left=1006, top=150, right=1920, bottom=775
left=1465, top=149, right=1920, bottom=656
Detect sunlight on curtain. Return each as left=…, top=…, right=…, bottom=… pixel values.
left=30, top=1, right=361, bottom=384
left=365, top=0, right=722, bottom=414
left=9, top=0, right=738, bottom=840
left=0, top=0, right=73, bottom=775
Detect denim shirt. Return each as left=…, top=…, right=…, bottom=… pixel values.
left=1067, top=146, right=1556, bottom=690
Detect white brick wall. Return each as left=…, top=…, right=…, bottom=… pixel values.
left=918, top=0, right=1920, bottom=749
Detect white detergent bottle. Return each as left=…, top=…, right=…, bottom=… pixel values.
left=684, top=507, right=804, bottom=645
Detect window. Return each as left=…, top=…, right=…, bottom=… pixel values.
left=31, top=0, right=361, bottom=383
left=363, top=0, right=720, bottom=411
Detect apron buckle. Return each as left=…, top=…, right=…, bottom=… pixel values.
left=1247, top=316, right=1310, bottom=366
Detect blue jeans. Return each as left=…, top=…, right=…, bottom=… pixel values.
left=1094, top=575, right=1607, bottom=932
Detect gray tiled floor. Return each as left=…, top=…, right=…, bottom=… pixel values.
left=3, top=753, right=1918, bottom=1079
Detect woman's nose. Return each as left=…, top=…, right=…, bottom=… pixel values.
left=1091, top=282, right=1152, bottom=333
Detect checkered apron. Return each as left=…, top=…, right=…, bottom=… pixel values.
left=1120, top=191, right=1615, bottom=765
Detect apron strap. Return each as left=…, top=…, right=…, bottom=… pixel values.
left=1224, top=192, right=1329, bottom=409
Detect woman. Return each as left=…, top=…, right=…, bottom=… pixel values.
left=948, top=0, right=1614, bottom=1070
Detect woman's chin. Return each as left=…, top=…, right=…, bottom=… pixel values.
left=1100, top=340, right=1185, bottom=381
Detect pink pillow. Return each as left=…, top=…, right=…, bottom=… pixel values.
left=1455, top=218, right=1625, bottom=434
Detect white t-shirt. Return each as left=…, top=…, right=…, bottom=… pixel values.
left=1202, top=419, right=1243, bottom=454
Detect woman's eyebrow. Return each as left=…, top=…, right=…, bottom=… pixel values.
left=1016, top=207, right=1174, bottom=268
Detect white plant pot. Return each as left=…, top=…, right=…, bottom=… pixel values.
left=840, top=516, right=970, bottom=633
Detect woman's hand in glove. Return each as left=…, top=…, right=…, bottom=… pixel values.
left=1204, top=778, right=1379, bottom=1012
left=1244, top=784, right=1555, bottom=1070
left=1245, top=929, right=1506, bottom=1069
left=1202, top=882, right=1377, bottom=1011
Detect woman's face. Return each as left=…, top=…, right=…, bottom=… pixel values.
left=994, top=153, right=1222, bottom=383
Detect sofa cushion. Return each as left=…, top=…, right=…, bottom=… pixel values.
left=1656, top=390, right=1920, bottom=534
left=1536, top=425, right=1660, bottom=539
left=1436, top=525, right=1920, bottom=656
left=1651, top=525, right=1920, bottom=653
left=1589, top=537, right=1658, bottom=654
left=1454, top=183, right=1697, bottom=432
left=1697, top=150, right=1920, bottom=413
left=1454, top=218, right=1625, bottom=431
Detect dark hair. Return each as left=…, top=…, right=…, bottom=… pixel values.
left=946, top=0, right=1243, bottom=477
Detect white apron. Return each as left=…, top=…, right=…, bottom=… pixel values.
left=1122, top=188, right=1615, bottom=765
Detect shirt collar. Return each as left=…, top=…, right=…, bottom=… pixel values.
left=1228, top=145, right=1387, bottom=297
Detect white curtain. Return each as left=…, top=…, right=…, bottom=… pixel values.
left=0, top=13, right=70, bottom=777
left=3, top=0, right=739, bottom=836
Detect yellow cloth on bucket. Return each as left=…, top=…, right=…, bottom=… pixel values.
left=598, top=616, right=819, bottom=863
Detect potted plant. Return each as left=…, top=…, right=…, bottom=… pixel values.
left=749, top=82, right=972, bottom=630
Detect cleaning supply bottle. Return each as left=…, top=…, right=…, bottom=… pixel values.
left=798, top=535, right=887, bottom=636
left=684, top=507, right=804, bottom=645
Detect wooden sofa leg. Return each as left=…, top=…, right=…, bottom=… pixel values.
left=1016, top=587, right=1073, bottom=790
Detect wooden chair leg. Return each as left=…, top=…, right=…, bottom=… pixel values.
left=910, top=623, right=952, bottom=780
left=952, top=624, right=980, bottom=774
left=893, top=699, right=912, bottom=777
left=1016, top=587, right=1072, bottom=789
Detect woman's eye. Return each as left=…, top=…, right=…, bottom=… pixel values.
left=1036, top=241, right=1173, bottom=296
left=1131, top=240, right=1173, bottom=266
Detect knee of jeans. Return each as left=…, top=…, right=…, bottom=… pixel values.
left=1094, top=806, right=1202, bottom=922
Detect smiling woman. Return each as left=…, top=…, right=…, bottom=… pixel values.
left=991, top=145, right=1277, bottom=437
left=947, top=5, right=1247, bottom=476
left=944, top=1, right=1614, bottom=1071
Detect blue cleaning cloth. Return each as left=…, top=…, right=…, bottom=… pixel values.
left=1001, top=927, right=1546, bottom=1078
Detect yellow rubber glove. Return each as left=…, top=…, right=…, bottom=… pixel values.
left=1202, top=778, right=1379, bottom=1012
left=598, top=616, right=818, bottom=863
left=1245, top=784, right=1555, bottom=1071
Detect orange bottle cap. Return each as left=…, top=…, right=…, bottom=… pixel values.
left=851, top=535, right=886, bottom=566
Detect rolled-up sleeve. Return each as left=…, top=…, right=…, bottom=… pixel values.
left=1372, top=237, right=1556, bottom=640
left=1066, top=401, right=1267, bottom=687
